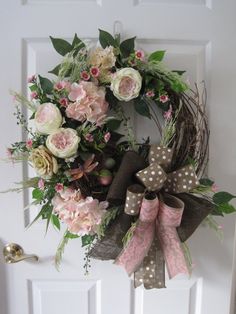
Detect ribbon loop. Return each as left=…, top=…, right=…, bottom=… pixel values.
left=136, top=163, right=167, bottom=191
left=124, top=184, right=145, bottom=216
left=158, top=194, right=184, bottom=227
left=149, top=145, right=173, bottom=171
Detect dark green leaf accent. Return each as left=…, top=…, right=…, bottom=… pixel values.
left=72, top=33, right=85, bottom=48
left=106, top=119, right=122, bottom=131
left=29, top=112, right=35, bottom=120
left=32, top=188, right=44, bottom=201
left=148, top=50, right=166, bottom=62
left=199, top=178, right=214, bottom=187
left=173, top=70, right=186, bottom=76
left=65, top=232, right=80, bottom=239
left=134, top=98, right=151, bottom=119
left=120, top=37, right=136, bottom=58
left=51, top=214, right=60, bottom=231
left=38, top=75, right=53, bottom=94
left=50, top=36, right=72, bottom=56
left=213, top=192, right=236, bottom=204
left=48, top=64, right=61, bottom=76
left=81, top=234, right=95, bottom=247
left=211, top=205, right=224, bottom=216
left=216, top=203, right=236, bottom=214
left=99, top=29, right=116, bottom=48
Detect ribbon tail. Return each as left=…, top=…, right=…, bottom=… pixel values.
left=134, top=237, right=166, bottom=289
left=157, top=223, right=189, bottom=279
left=114, top=221, right=155, bottom=275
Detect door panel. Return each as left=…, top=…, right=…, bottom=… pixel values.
left=0, top=1, right=236, bottom=314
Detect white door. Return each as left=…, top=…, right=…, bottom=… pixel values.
left=0, top=1, right=236, bottom=314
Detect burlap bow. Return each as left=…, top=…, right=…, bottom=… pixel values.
left=115, top=145, right=199, bottom=289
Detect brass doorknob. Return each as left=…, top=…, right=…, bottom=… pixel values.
left=3, top=243, right=39, bottom=264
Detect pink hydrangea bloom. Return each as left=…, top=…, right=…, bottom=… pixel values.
left=211, top=183, right=219, bottom=193
left=52, top=189, right=108, bottom=236
left=66, top=81, right=109, bottom=124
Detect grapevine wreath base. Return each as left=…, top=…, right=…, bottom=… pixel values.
left=5, top=29, right=236, bottom=290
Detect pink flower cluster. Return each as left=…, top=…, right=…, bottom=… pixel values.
left=66, top=81, right=109, bottom=125
left=52, top=187, right=108, bottom=236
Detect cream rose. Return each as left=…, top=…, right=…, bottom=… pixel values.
left=110, top=68, right=142, bottom=101
left=35, top=103, right=63, bottom=134
left=46, top=128, right=80, bottom=159
left=29, top=145, right=58, bottom=179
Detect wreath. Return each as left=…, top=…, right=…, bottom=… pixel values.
left=5, top=29, right=236, bottom=289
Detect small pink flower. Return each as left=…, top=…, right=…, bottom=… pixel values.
left=59, top=97, right=69, bottom=107
left=211, top=183, right=219, bottom=193
left=55, top=183, right=64, bottom=193
left=54, top=81, right=67, bottom=91
left=30, top=91, right=38, bottom=100
left=90, top=67, right=100, bottom=78
left=135, top=50, right=145, bottom=61
left=28, top=75, right=36, bottom=84
left=218, top=225, right=223, bottom=230
left=38, top=178, right=45, bottom=190
left=26, top=139, right=33, bottom=149
left=163, top=105, right=173, bottom=120
left=81, top=71, right=90, bottom=81
left=104, top=132, right=111, bottom=143
left=146, top=90, right=155, bottom=98
left=159, top=94, right=169, bottom=103
left=84, top=133, right=94, bottom=142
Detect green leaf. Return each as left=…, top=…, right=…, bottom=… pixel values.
left=65, top=232, right=79, bottom=239
left=120, top=37, right=136, bottom=58
left=29, top=112, right=35, bottom=120
left=173, top=70, right=186, bottom=76
left=72, top=33, right=85, bottom=49
left=99, top=29, right=116, bottom=48
left=51, top=214, right=60, bottom=231
left=148, top=50, right=166, bottom=62
left=29, top=84, right=38, bottom=92
left=199, top=178, right=214, bottom=187
left=216, top=203, right=236, bottom=214
left=213, top=192, right=236, bottom=204
left=38, top=75, right=53, bottom=94
left=106, top=119, right=122, bottom=131
left=32, top=188, right=44, bottom=201
left=48, top=64, right=61, bottom=76
left=81, top=234, right=95, bottom=247
left=49, top=36, right=72, bottom=56
left=134, top=98, right=151, bottom=119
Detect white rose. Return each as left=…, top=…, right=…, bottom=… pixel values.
left=35, top=103, right=63, bottom=134
left=110, top=68, right=142, bottom=101
left=46, top=128, right=80, bottom=159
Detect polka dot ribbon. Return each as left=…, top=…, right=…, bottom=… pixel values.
left=116, top=145, right=199, bottom=289
left=115, top=194, right=190, bottom=290
left=136, top=145, right=199, bottom=194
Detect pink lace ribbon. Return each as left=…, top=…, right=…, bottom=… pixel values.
left=115, top=194, right=189, bottom=279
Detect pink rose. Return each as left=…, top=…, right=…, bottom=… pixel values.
left=135, top=50, right=145, bottom=61
left=66, top=81, right=109, bottom=124
left=38, top=178, right=45, bottom=190
left=159, top=94, right=169, bottom=103
left=55, top=183, right=64, bottom=193
left=34, top=103, right=62, bottom=134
